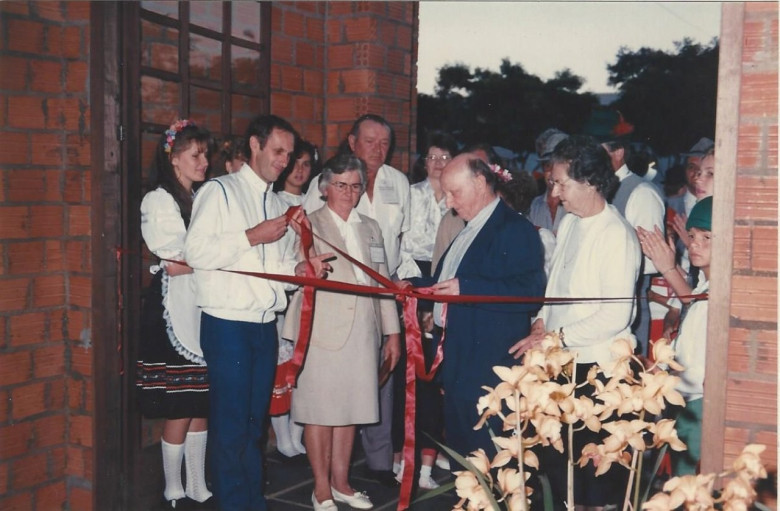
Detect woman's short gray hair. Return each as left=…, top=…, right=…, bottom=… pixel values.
left=318, top=154, right=368, bottom=196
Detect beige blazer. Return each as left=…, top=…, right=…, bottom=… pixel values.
left=282, top=206, right=400, bottom=351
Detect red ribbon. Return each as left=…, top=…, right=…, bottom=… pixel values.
left=163, top=207, right=709, bottom=510
left=283, top=206, right=317, bottom=389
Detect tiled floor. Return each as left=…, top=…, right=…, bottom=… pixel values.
left=140, top=442, right=460, bottom=510
left=264, top=449, right=459, bottom=510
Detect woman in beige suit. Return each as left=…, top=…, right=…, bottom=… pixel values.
left=284, top=154, right=401, bottom=511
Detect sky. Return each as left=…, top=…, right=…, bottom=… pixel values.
left=417, top=1, right=722, bottom=95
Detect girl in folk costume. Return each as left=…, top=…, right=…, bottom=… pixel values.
left=136, top=119, right=213, bottom=509
left=268, top=138, right=319, bottom=458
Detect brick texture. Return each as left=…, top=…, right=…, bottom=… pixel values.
left=721, top=1, right=778, bottom=478
left=269, top=2, right=417, bottom=172
left=0, top=2, right=93, bottom=509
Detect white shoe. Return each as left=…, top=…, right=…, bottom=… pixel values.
left=331, top=487, right=373, bottom=509
left=418, top=474, right=440, bottom=490
left=312, top=493, right=338, bottom=511
left=394, top=460, right=404, bottom=484
left=435, top=454, right=450, bottom=471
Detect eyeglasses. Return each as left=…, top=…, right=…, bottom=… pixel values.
left=551, top=178, right=575, bottom=190
left=330, top=181, right=364, bottom=193
left=424, top=154, right=451, bottom=163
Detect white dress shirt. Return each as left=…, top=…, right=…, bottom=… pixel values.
left=277, top=190, right=304, bottom=208
left=326, top=206, right=370, bottom=285
left=434, top=198, right=500, bottom=326
left=616, top=164, right=665, bottom=274
left=303, top=164, right=410, bottom=276
left=529, top=193, right=567, bottom=234
left=671, top=279, right=709, bottom=401
left=398, top=178, right=449, bottom=278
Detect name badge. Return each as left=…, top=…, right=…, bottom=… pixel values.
left=378, top=182, right=398, bottom=204
left=370, top=243, right=385, bottom=264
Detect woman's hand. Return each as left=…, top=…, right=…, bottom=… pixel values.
left=295, top=253, right=335, bottom=278
left=383, top=333, right=401, bottom=371
left=662, top=307, right=681, bottom=340
left=636, top=226, right=677, bottom=274
left=671, top=213, right=690, bottom=249
left=165, top=261, right=194, bottom=276
left=508, top=318, right=545, bottom=359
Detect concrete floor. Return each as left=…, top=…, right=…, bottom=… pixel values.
left=139, top=440, right=460, bottom=510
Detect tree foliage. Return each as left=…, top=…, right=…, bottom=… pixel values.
left=417, top=39, right=719, bottom=158
left=607, top=38, right=719, bottom=155
left=417, top=59, right=598, bottom=155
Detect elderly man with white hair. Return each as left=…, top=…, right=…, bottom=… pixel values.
left=408, top=153, right=546, bottom=457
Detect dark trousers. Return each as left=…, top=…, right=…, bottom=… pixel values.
left=443, top=392, right=498, bottom=460
left=633, top=273, right=654, bottom=356
left=201, top=313, right=278, bottom=511
left=540, top=363, right=628, bottom=508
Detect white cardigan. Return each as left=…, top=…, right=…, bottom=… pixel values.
left=540, top=204, right=641, bottom=369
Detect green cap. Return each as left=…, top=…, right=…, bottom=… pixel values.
left=686, top=196, right=713, bottom=231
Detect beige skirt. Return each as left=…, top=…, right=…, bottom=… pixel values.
left=291, top=296, right=381, bottom=426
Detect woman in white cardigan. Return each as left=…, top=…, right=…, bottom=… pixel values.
left=510, top=135, right=641, bottom=511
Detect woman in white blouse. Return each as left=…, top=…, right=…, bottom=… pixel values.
left=394, top=131, right=458, bottom=489
left=136, top=119, right=213, bottom=508
left=269, top=139, right=319, bottom=458
left=509, top=135, right=641, bottom=510
left=274, top=139, right=318, bottom=207
left=399, top=131, right=459, bottom=279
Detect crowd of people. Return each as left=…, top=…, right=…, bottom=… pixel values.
left=136, top=112, right=715, bottom=511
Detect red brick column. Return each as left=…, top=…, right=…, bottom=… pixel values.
left=270, top=2, right=419, bottom=172
left=722, top=2, right=778, bottom=468
left=270, top=2, right=328, bottom=151
left=0, top=2, right=93, bottom=510
left=707, top=2, right=778, bottom=474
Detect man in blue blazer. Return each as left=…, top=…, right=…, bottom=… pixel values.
left=415, top=154, right=546, bottom=458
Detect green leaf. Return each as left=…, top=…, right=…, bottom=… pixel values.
left=640, top=444, right=669, bottom=505
left=434, top=440, right=502, bottom=511
left=412, top=481, right=456, bottom=503
left=539, top=472, right=555, bottom=511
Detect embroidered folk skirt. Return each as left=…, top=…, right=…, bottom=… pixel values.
left=136, top=272, right=209, bottom=419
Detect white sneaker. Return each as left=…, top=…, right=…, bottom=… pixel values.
left=435, top=454, right=450, bottom=471
left=418, top=474, right=440, bottom=490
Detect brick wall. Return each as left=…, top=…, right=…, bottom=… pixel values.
left=0, top=2, right=93, bottom=510
left=723, top=2, right=778, bottom=471
left=270, top=1, right=419, bottom=172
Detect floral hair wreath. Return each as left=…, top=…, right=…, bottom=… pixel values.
left=489, top=163, right=513, bottom=183
left=164, top=119, right=194, bottom=154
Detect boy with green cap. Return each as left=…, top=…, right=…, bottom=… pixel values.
left=663, top=196, right=712, bottom=475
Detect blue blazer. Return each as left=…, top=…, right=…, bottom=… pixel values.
left=416, top=200, right=546, bottom=400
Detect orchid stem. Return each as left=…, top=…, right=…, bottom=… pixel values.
left=515, top=390, right=529, bottom=511
left=633, top=452, right=643, bottom=511
left=567, top=422, right=574, bottom=511
left=622, top=449, right=639, bottom=511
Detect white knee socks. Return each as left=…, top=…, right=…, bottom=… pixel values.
left=290, top=419, right=306, bottom=454
left=161, top=439, right=186, bottom=502
left=184, top=430, right=213, bottom=503
left=271, top=415, right=299, bottom=457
